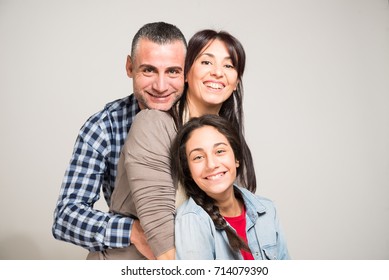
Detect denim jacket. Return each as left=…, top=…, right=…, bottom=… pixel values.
left=175, top=185, right=290, bottom=260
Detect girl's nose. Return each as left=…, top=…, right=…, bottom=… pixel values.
left=206, top=155, right=219, bottom=169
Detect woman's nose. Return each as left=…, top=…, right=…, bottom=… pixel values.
left=211, top=64, right=223, bottom=77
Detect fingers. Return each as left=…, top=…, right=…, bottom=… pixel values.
left=130, top=220, right=156, bottom=260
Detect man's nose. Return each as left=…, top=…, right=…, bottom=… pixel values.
left=152, top=75, right=168, bottom=93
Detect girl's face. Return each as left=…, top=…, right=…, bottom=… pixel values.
left=185, top=125, right=239, bottom=201
left=186, top=39, right=239, bottom=116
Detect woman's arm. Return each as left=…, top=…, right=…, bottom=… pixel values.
left=122, top=109, right=177, bottom=259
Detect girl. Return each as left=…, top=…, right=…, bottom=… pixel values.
left=171, top=115, right=290, bottom=260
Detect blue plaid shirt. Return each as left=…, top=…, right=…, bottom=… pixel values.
left=52, top=94, right=140, bottom=252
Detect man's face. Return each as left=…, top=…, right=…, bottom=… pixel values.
left=127, top=39, right=186, bottom=111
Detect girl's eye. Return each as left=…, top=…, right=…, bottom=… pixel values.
left=193, top=155, right=203, bottom=161
left=201, top=60, right=212, bottom=65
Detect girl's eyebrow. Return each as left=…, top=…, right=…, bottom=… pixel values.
left=214, top=142, right=228, bottom=148
left=188, top=147, right=203, bottom=157
left=188, top=142, right=228, bottom=157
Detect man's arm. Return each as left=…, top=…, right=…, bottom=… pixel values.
left=52, top=117, right=134, bottom=251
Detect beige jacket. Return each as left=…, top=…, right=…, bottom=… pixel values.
left=88, top=109, right=183, bottom=259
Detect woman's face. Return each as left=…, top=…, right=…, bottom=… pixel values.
left=185, top=125, right=239, bottom=201
left=186, top=39, right=239, bottom=116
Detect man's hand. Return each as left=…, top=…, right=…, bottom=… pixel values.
left=130, top=219, right=156, bottom=260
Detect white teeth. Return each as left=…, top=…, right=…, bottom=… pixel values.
left=207, top=173, right=224, bottom=180
left=205, top=82, right=224, bottom=89
left=151, top=93, right=170, bottom=98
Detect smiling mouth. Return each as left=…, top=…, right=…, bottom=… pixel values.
left=204, top=82, right=225, bottom=90
left=205, top=172, right=226, bottom=180
left=149, top=92, right=172, bottom=98
left=147, top=92, right=176, bottom=103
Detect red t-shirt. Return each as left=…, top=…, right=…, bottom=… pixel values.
left=224, top=206, right=254, bottom=260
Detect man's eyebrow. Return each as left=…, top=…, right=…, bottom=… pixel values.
left=138, top=64, right=183, bottom=72
left=166, top=66, right=183, bottom=72
left=138, top=64, right=157, bottom=70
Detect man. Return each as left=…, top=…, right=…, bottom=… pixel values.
left=52, top=22, right=187, bottom=259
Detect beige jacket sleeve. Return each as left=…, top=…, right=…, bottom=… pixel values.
left=111, top=109, right=177, bottom=257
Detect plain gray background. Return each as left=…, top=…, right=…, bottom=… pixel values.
left=1, top=0, right=388, bottom=260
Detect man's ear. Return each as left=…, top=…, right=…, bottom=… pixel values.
left=126, top=55, right=133, bottom=78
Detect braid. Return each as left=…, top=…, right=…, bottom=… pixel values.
left=190, top=189, right=251, bottom=253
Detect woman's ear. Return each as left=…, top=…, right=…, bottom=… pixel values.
left=234, top=80, right=239, bottom=91
left=235, top=160, right=240, bottom=168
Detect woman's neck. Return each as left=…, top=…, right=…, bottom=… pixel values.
left=186, top=98, right=221, bottom=118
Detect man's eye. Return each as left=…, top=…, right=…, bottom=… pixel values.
left=168, top=69, right=182, bottom=77
left=141, top=68, right=156, bottom=77
left=144, top=68, right=155, bottom=73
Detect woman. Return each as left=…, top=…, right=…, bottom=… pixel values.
left=101, top=29, right=256, bottom=260
left=171, top=114, right=290, bottom=260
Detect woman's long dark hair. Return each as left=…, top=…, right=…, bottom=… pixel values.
left=171, top=114, right=251, bottom=253
left=170, top=29, right=256, bottom=192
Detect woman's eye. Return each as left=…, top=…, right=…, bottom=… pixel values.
left=201, top=60, right=212, bottom=65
